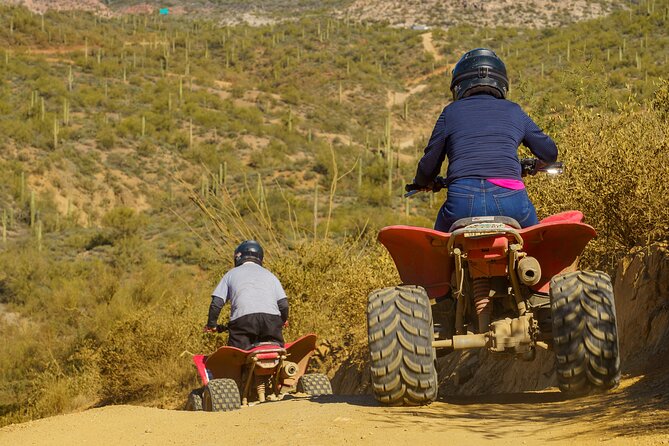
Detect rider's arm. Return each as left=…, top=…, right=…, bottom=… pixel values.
left=206, top=274, right=229, bottom=329
left=521, top=112, right=558, bottom=163
left=414, top=108, right=448, bottom=187
left=274, top=276, right=289, bottom=324
left=206, top=296, right=225, bottom=328
left=277, top=298, right=289, bottom=324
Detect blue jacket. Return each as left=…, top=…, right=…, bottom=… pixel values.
left=414, top=94, right=558, bottom=186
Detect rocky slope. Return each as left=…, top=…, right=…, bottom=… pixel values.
left=1, top=0, right=112, bottom=15
left=614, top=242, right=669, bottom=373
left=340, top=0, right=621, bottom=28
left=1, top=0, right=623, bottom=28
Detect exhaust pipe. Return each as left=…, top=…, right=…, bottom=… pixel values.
left=280, top=361, right=299, bottom=379
left=517, top=256, right=541, bottom=286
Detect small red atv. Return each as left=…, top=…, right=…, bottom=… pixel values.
left=186, top=333, right=332, bottom=412
left=367, top=159, right=621, bottom=405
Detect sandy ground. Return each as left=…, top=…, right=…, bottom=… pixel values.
left=2, top=373, right=668, bottom=446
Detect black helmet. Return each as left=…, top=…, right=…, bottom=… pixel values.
left=234, top=240, right=264, bottom=267
left=450, top=48, right=509, bottom=101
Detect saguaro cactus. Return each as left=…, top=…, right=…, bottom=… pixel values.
left=62, top=98, right=70, bottom=125
left=313, top=185, right=318, bottom=239
left=37, top=221, right=42, bottom=252
left=384, top=111, right=391, bottom=155
left=53, top=118, right=59, bottom=148
left=2, top=209, right=6, bottom=244
left=30, top=191, right=36, bottom=227
left=68, top=65, right=74, bottom=91
left=19, top=172, right=25, bottom=203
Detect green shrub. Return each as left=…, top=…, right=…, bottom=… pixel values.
left=530, top=101, right=669, bottom=269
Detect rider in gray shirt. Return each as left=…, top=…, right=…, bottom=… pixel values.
left=204, top=241, right=289, bottom=350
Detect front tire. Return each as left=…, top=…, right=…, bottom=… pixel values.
left=367, top=285, right=438, bottom=406
left=185, top=388, right=203, bottom=411
left=297, top=373, right=333, bottom=396
left=550, top=271, right=621, bottom=396
left=202, top=378, right=241, bottom=412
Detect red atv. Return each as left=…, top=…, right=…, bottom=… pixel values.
left=186, top=331, right=332, bottom=412
left=367, top=159, right=620, bottom=405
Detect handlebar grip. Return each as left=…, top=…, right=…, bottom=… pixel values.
left=433, top=176, right=447, bottom=191
left=404, top=177, right=448, bottom=197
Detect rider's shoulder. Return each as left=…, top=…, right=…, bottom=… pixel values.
left=500, top=98, right=524, bottom=110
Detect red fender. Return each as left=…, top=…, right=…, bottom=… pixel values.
left=194, top=334, right=318, bottom=388
left=378, top=211, right=596, bottom=297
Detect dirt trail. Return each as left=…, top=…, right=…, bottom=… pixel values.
left=422, top=32, right=444, bottom=61
left=386, top=31, right=446, bottom=108
left=2, top=374, right=667, bottom=446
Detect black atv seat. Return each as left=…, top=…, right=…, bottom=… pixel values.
left=448, top=216, right=521, bottom=233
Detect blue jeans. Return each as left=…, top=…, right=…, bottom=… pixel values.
left=434, top=178, right=539, bottom=232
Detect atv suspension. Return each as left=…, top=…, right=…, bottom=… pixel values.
left=256, top=375, right=268, bottom=403
left=473, top=277, right=492, bottom=331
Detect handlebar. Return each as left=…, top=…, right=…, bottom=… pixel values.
left=404, top=176, right=448, bottom=197
left=204, top=324, right=228, bottom=333
left=520, top=158, right=564, bottom=177
left=404, top=158, right=563, bottom=198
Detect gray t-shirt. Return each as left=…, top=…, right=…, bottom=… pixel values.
left=211, top=262, right=287, bottom=321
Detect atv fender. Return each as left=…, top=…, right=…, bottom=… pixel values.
left=200, top=334, right=318, bottom=388
left=283, top=334, right=318, bottom=387
left=378, top=211, right=596, bottom=297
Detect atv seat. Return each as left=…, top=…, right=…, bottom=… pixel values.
left=246, top=342, right=284, bottom=355
left=448, top=216, right=521, bottom=232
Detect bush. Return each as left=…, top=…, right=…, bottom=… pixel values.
left=530, top=101, right=669, bottom=270
left=96, top=126, right=115, bottom=150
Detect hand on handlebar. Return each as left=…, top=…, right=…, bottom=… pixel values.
left=404, top=177, right=447, bottom=197
left=404, top=182, right=430, bottom=193
left=520, top=158, right=538, bottom=177
left=203, top=324, right=228, bottom=333
left=521, top=158, right=564, bottom=177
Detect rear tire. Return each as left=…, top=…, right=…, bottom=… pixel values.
left=297, top=373, right=333, bottom=396
left=550, top=271, right=621, bottom=397
left=202, top=378, right=240, bottom=412
left=367, top=285, right=438, bottom=406
left=185, top=388, right=203, bottom=411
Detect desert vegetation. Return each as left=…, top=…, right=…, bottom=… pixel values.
left=0, top=0, right=667, bottom=426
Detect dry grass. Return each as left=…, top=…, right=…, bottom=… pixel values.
left=530, top=83, right=669, bottom=271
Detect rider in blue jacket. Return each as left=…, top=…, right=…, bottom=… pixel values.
left=408, top=48, right=558, bottom=232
